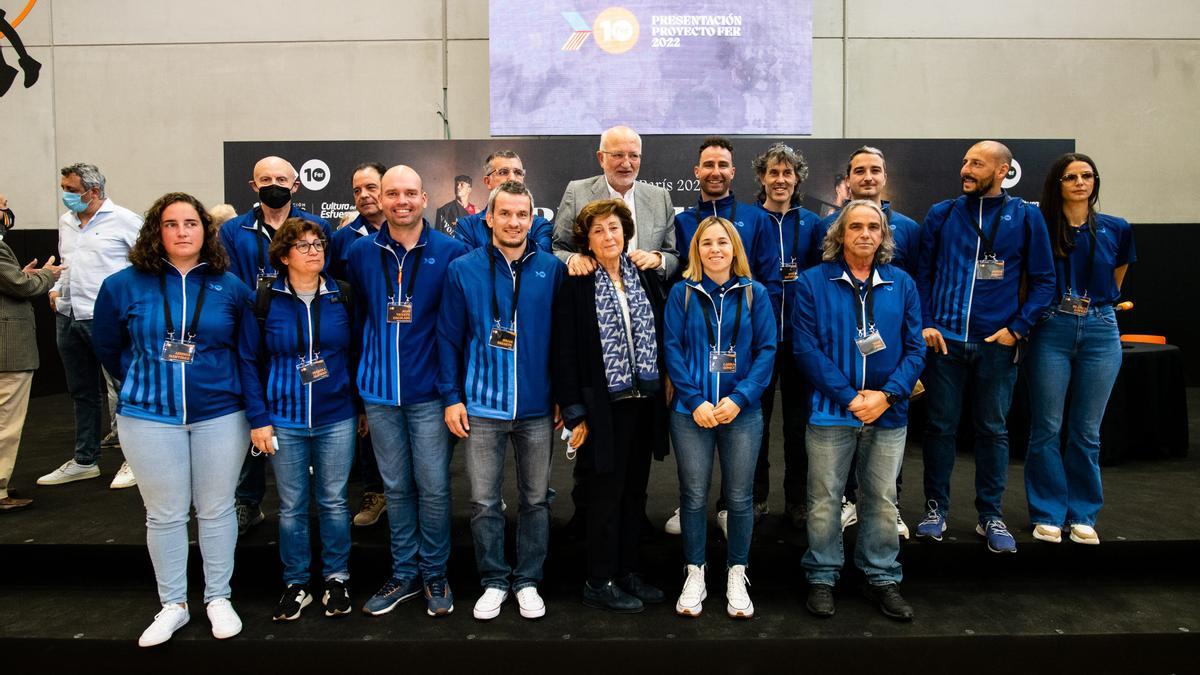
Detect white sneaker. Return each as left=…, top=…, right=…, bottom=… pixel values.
left=726, top=565, right=754, bottom=619
left=515, top=586, right=546, bottom=619
left=206, top=598, right=242, bottom=639
left=664, top=507, right=681, bottom=535
left=1033, top=524, right=1063, bottom=543
left=717, top=509, right=729, bottom=539
left=37, top=459, right=100, bottom=486
left=138, top=603, right=189, bottom=647
left=1069, top=524, right=1100, bottom=545
left=897, top=514, right=910, bottom=540
left=109, top=462, right=137, bottom=489
left=473, top=587, right=508, bottom=620
left=840, top=498, right=858, bottom=531
left=675, top=564, right=706, bottom=617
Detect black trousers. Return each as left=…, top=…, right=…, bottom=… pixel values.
left=585, top=397, right=655, bottom=584
left=753, top=343, right=810, bottom=505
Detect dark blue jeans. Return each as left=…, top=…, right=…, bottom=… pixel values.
left=922, top=339, right=1018, bottom=523
left=56, top=314, right=103, bottom=465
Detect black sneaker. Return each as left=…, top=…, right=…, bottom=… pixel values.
left=323, top=578, right=351, bottom=617
left=236, top=503, right=265, bottom=535
left=582, top=580, right=644, bottom=613
left=617, top=573, right=665, bottom=604
left=273, top=584, right=312, bottom=621
left=806, top=584, right=835, bottom=618
left=864, top=583, right=913, bottom=622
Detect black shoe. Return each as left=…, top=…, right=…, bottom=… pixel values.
left=806, top=584, right=835, bottom=618
left=864, top=583, right=913, bottom=622
left=582, top=580, right=644, bottom=613
left=274, top=584, right=312, bottom=621
left=323, top=578, right=351, bottom=617
left=618, top=572, right=664, bottom=604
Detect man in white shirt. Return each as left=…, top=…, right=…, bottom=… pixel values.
left=38, top=163, right=142, bottom=489
left=552, top=125, right=678, bottom=278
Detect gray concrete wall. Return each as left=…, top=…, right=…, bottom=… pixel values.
left=1, top=0, right=1197, bottom=227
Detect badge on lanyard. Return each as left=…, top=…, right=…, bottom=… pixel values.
left=708, top=349, right=737, bottom=373
left=976, top=256, right=1005, bottom=280
left=780, top=261, right=798, bottom=282
left=387, top=300, right=413, bottom=323
left=1057, top=291, right=1091, bottom=316
left=160, top=333, right=196, bottom=363
left=297, top=356, right=330, bottom=384
left=256, top=269, right=278, bottom=285
left=489, top=323, right=516, bottom=351
left=855, top=329, right=887, bottom=356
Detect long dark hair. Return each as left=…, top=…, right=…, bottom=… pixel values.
left=1039, top=153, right=1100, bottom=258
left=129, top=192, right=230, bottom=274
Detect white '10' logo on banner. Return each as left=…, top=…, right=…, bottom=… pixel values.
left=300, top=159, right=331, bottom=191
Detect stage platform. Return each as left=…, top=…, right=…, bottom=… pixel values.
left=1, top=393, right=1197, bottom=674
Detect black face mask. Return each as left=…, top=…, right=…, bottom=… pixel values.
left=258, top=185, right=292, bottom=210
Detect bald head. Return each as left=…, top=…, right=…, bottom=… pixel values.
left=961, top=141, right=1012, bottom=198
left=252, top=156, right=297, bottom=185
left=974, top=140, right=1013, bottom=167
left=379, top=165, right=427, bottom=230
left=597, top=125, right=643, bottom=193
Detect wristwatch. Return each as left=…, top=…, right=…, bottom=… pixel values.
left=883, top=391, right=904, bottom=407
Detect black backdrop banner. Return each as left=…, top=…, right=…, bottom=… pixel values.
left=223, top=138, right=1074, bottom=228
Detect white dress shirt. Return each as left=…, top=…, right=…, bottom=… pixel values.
left=607, top=180, right=639, bottom=251
left=53, top=198, right=143, bottom=320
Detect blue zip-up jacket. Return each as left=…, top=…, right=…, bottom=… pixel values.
left=820, top=201, right=921, bottom=277
left=238, top=275, right=358, bottom=430
left=663, top=275, right=777, bottom=415
left=438, top=245, right=564, bottom=420
left=218, top=205, right=333, bottom=286
left=916, top=192, right=1056, bottom=341
left=327, top=214, right=379, bottom=281
left=792, top=261, right=925, bottom=429
left=672, top=193, right=783, bottom=322
left=345, top=221, right=469, bottom=407
left=749, top=201, right=823, bottom=343
left=92, top=263, right=255, bottom=425
left=453, top=208, right=553, bottom=253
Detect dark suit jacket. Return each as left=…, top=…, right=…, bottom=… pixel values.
left=552, top=268, right=670, bottom=474
left=552, top=174, right=679, bottom=278
left=0, top=239, right=55, bottom=371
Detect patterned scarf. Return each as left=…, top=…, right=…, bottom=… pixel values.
left=594, top=254, right=659, bottom=396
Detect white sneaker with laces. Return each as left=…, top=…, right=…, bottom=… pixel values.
left=37, top=459, right=100, bottom=486
left=897, top=514, right=910, bottom=540
left=675, top=564, right=707, bottom=617
left=138, top=603, right=189, bottom=647
left=664, top=507, right=681, bottom=535
left=1069, top=524, right=1100, bottom=545
left=717, top=509, right=729, bottom=539
left=840, top=498, right=858, bottom=531
left=110, top=461, right=137, bottom=489
left=515, top=586, right=546, bottom=619
left=473, top=587, right=508, bottom=620
left=726, top=565, right=753, bottom=619
left=206, top=598, right=242, bottom=639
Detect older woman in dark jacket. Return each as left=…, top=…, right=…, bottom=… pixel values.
left=552, top=198, right=670, bottom=613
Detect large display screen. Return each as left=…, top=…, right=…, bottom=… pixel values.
left=488, top=2, right=813, bottom=136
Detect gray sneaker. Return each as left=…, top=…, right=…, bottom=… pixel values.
left=236, top=503, right=265, bottom=535
left=101, top=431, right=120, bottom=448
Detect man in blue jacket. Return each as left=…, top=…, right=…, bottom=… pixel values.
left=344, top=165, right=469, bottom=618
left=438, top=181, right=565, bottom=622
left=793, top=200, right=924, bottom=621
left=219, top=155, right=333, bottom=534
left=914, top=140, right=1055, bottom=553
left=452, top=151, right=553, bottom=253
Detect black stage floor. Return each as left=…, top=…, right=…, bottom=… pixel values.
left=2, top=392, right=1198, bottom=674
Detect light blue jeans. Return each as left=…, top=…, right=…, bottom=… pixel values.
left=272, top=417, right=356, bottom=586
left=118, top=411, right=249, bottom=604
left=1025, top=306, right=1122, bottom=528
left=803, top=424, right=907, bottom=586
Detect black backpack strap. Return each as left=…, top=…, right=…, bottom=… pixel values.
left=253, top=276, right=274, bottom=341
left=334, top=279, right=355, bottom=327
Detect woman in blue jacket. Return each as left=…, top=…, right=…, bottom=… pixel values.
left=92, top=192, right=256, bottom=647
left=239, top=217, right=360, bottom=621
left=1026, top=154, right=1134, bottom=546
left=664, top=216, right=776, bottom=620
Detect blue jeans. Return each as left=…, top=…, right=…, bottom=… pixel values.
left=670, top=409, right=763, bottom=568
left=365, top=400, right=453, bottom=580
left=118, top=411, right=249, bottom=604
left=272, top=417, right=356, bottom=586
left=922, top=339, right=1017, bottom=523
left=464, top=414, right=552, bottom=591
left=1025, top=307, right=1121, bottom=527
left=803, top=424, right=906, bottom=586
left=56, top=315, right=115, bottom=465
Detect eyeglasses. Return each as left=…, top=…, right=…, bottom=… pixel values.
left=600, top=151, right=641, bottom=162
left=292, top=240, right=326, bottom=253
left=1060, top=172, right=1097, bottom=183
left=485, top=167, right=526, bottom=179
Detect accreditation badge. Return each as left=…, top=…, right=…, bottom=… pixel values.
left=160, top=336, right=196, bottom=363
left=855, top=331, right=887, bottom=356
left=489, top=325, right=516, bottom=351
left=387, top=301, right=413, bottom=323
left=1057, top=293, right=1091, bottom=317
left=297, top=357, right=330, bottom=384
left=975, top=257, right=1005, bottom=280
left=708, top=349, right=737, bottom=374
left=780, top=262, right=798, bottom=281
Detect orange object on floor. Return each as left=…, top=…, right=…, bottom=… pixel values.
left=1120, top=334, right=1166, bottom=344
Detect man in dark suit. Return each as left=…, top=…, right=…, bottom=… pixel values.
left=552, top=125, right=678, bottom=279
